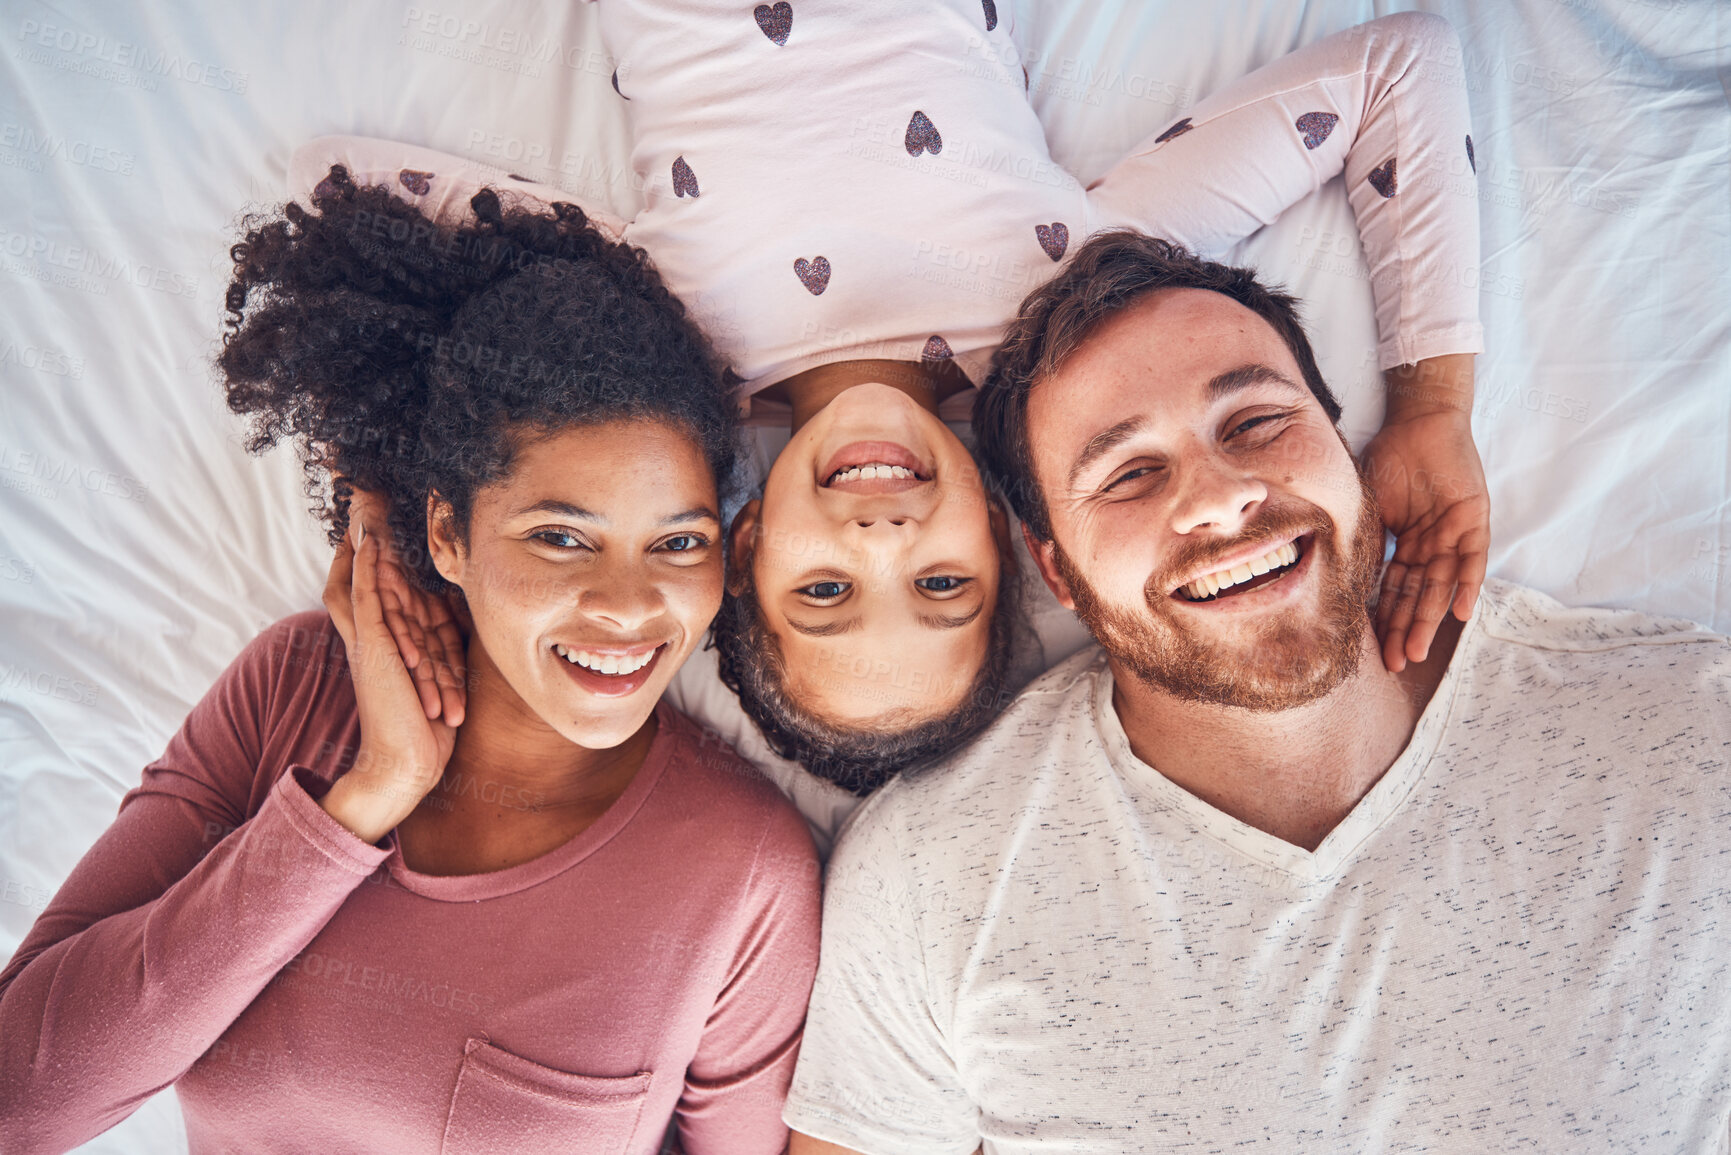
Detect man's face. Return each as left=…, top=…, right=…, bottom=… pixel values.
left=1026, top=288, right=1384, bottom=711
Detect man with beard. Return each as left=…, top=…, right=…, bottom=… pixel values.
left=782, top=232, right=1731, bottom=1154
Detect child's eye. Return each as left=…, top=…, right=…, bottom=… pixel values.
left=915, top=575, right=971, bottom=594
left=797, top=580, right=850, bottom=600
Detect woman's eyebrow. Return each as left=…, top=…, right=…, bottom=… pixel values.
left=658, top=506, right=720, bottom=526
left=505, top=503, right=719, bottom=527
left=512, top=499, right=601, bottom=521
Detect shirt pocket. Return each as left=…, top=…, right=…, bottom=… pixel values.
left=440, top=1037, right=654, bottom=1155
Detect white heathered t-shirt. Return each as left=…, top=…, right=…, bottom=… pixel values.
left=783, top=580, right=1731, bottom=1154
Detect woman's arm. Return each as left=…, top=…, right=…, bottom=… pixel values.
left=0, top=624, right=390, bottom=1153
left=0, top=518, right=448, bottom=1152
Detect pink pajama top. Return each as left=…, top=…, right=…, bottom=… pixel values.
left=299, top=4, right=1483, bottom=418
left=0, top=612, right=821, bottom=1154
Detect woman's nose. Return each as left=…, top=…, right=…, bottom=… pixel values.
left=578, top=566, right=662, bottom=630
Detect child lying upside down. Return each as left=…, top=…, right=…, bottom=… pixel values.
left=296, top=1, right=1489, bottom=805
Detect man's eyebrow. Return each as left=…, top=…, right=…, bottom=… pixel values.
left=1208, top=363, right=1305, bottom=401
left=784, top=615, right=864, bottom=638
left=918, top=603, right=985, bottom=631
left=1067, top=417, right=1144, bottom=490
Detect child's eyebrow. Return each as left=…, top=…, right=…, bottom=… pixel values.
left=919, top=604, right=984, bottom=631
left=784, top=615, right=863, bottom=638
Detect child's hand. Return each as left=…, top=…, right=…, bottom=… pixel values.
left=347, top=491, right=470, bottom=727
left=1361, top=356, right=1489, bottom=673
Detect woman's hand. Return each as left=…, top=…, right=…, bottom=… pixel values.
left=1361, top=353, right=1490, bottom=673
left=319, top=511, right=459, bottom=844
left=350, top=490, right=469, bottom=728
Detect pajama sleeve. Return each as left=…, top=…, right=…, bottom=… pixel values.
left=1084, top=12, right=1484, bottom=370
left=0, top=620, right=389, bottom=1155
left=783, top=799, right=979, bottom=1155
left=289, top=134, right=631, bottom=242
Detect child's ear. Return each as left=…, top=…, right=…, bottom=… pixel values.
left=1023, top=523, right=1077, bottom=610
left=426, top=492, right=466, bottom=588
left=726, top=500, right=762, bottom=598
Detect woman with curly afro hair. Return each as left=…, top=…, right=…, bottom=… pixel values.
left=0, top=171, right=819, bottom=1155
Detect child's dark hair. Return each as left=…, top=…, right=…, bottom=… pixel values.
left=220, top=165, right=736, bottom=590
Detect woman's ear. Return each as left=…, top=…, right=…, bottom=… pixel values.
left=726, top=500, right=762, bottom=598
left=426, top=492, right=465, bottom=588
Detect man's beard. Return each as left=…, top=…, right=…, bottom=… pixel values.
left=1054, top=469, right=1385, bottom=713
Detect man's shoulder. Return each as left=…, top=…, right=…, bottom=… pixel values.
left=834, top=646, right=1111, bottom=850
left=1474, top=579, right=1726, bottom=656
left=1460, top=581, right=1731, bottom=752
left=1470, top=580, right=1730, bottom=700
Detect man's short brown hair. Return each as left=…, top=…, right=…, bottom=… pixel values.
left=974, top=230, right=1343, bottom=541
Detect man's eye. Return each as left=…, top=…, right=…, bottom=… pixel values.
left=797, top=580, right=850, bottom=600
left=659, top=533, right=709, bottom=553
left=1103, top=466, right=1153, bottom=492
left=1230, top=413, right=1284, bottom=439
left=915, top=575, right=971, bottom=594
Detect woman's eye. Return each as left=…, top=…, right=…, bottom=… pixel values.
left=915, top=575, right=972, bottom=594
left=659, top=533, right=708, bottom=553
left=532, top=529, right=585, bottom=550
left=797, top=580, right=850, bottom=600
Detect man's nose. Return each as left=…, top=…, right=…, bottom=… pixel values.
left=1168, top=452, right=1268, bottom=536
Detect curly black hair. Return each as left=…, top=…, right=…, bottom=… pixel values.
left=220, top=164, right=737, bottom=591
left=709, top=541, right=1024, bottom=796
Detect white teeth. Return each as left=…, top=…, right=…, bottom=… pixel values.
left=829, top=462, right=918, bottom=484
left=1181, top=540, right=1302, bottom=601
left=553, top=643, right=656, bottom=675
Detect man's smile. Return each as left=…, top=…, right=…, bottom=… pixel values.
left=1172, top=534, right=1313, bottom=604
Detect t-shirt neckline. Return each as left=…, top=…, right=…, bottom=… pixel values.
left=378, top=701, right=678, bottom=902
left=1094, top=616, right=1478, bottom=883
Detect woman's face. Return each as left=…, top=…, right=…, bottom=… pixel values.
left=430, top=419, right=722, bottom=749
left=739, top=383, right=1007, bottom=726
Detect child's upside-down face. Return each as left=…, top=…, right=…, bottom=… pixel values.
left=735, top=383, right=1010, bottom=726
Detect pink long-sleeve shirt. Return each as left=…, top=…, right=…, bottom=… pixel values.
left=0, top=612, right=821, bottom=1154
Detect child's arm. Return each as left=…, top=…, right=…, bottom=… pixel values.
left=1360, top=353, right=1488, bottom=671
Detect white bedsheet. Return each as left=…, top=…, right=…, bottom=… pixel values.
left=1, top=1, right=1726, bottom=1149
